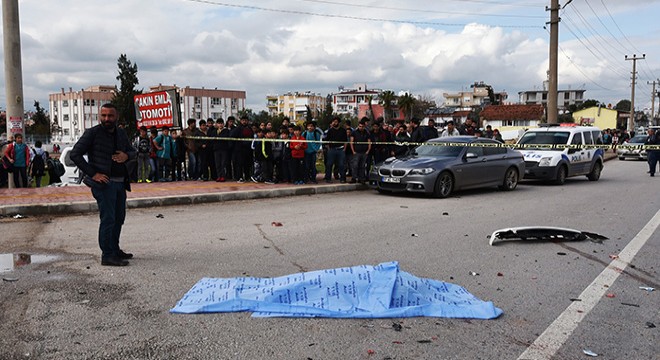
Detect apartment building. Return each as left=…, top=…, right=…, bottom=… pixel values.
left=266, top=91, right=325, bottom=121
left=332, top=83, right=381, bottom=116
left=443, top=81, right=508, bottom=108
left=49, top=85, right=115, bottom=143
left=151, top=85, right=246, bottom=122
left=518, top=82, right=585, bottom=111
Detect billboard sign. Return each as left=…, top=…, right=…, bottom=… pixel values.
left=134, top=89, right=181, bottom=129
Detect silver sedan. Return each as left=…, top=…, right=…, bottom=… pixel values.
left=368, top=136, right=525, bottom=198
left=617, top=135, right=648, bottom=161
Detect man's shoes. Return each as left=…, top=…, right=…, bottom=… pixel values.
left=237, top=178, right=245, bottom=183
left=138, top=179, right=143, bottom=183
left=651, top=174, right=655, bottom=177
left=101, top=256, right=129, bottom=267
left=250, top=176, right=259, bottom=183
left=265, top=180, right=275, bottom=185
left=118, top=250, right=133, bottom=259
left=146, top=179, right=152, bottom=183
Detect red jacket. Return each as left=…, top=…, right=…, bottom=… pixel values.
left=290, top=135, right=307, bottom=159
left=4, top=142, right=30, bottom=167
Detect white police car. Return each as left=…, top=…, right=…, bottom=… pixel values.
left=516, top=124, right=604, bottom=185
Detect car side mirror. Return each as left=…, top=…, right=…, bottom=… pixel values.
left=465, top=152, right=478, bottom=159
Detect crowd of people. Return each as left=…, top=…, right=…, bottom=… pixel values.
left=133, top=115, right=508, bottom=186
left=1, top=133, right=64, bottom=188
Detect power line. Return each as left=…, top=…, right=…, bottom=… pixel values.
left=298, top=0, right=546, bottom=18
left=599, top=0, right=643, bottom=55
left=560, top=19, right=628, bottom=78
left=183, top=0, right=543, bottom=28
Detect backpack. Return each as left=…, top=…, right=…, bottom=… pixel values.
left=31, top=152, right=45, bottom=176
left=51, top=158, right=65, bottom=177
left=138, top=137, right=151, bottom=154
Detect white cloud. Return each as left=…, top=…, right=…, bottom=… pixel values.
left=0, top=0, right=658, bottom=113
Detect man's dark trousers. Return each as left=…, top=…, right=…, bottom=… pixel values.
left=91, top=181, right=126, bottom=258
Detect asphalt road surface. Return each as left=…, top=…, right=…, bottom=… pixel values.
left=1, top=158, right=658, bottom=360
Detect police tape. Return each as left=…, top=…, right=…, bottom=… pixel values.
left=182, top=135, right=660, bottom=150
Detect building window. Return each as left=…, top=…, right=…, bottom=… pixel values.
left=63, top=100, right=69, bottom=107
left=542, top=93, right=547, bottom=101
left=564, top=92, right=570, bottom=100
left=211, top=97, right=221, bottom=105
left=231, top=98, right=237, bottom=109
left=194, top=97, right=201, bottom=105
left=74, top=114, right=78, bottom=121
left=63, top=129, right=70, bottom=136
left=73, top=99, right=78, bottom=106
left=63, top=114, right=69, bottom=122
left=84, top=99, right=96, bottom=106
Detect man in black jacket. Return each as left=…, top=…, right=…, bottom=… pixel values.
left=70, top=104, right=137, bottom=266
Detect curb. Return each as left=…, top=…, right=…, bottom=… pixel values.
left=0, top=184, right=366, bottom=217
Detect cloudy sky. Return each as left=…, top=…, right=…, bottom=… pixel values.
left=2, top=0, right=660, bottom=114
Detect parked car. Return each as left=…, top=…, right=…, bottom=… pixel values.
left=617, top=135, right=648, bottom=161
left=59, top=146, right=85, bottom=184
left=368, top=136, right=525, bottom=198
left=516, top=124, right=604, bottom=185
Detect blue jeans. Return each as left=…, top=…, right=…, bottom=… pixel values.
left=325, top=147, right=345, bottom=181
left=91, top=181, right=127, bottom=258
left=187, top=152, right=199, bottom=180
left=304, top=152, right=318, bottom=182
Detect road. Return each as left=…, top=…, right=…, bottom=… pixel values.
left=0, top=158, right=658, bottom=359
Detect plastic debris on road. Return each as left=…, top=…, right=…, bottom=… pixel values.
left=171, top=261, right=503, bottom=319
left=489, top=226, right=608, bottom=246
left=271, top=222, right=283, bottom=227
left=639, top=286, right=655, bottom=292
left=582, top=349, right=598, bottom=357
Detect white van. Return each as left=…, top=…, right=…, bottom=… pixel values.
left=516, top=124, right=604, bottom=185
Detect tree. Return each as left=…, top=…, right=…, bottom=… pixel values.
left=305, top=105, right=314, bottom=123
left=397, top=93, right=416, bottom=122
left=112, top=54, right=142, bottom=138
left=413, top=93, right=437, bottom=120
left=317, top=96, right=334, bottom=130
left=615, top=99, right=631, bottom=112
left=26, top=101, right=50, bottom=139
left=365, top=95, right=375, bottom=123
left=378, top=90, right=396, bottom=123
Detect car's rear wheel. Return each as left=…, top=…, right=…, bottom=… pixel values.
left=499, top=167, right=519, bottom=191
left=553, top=165, right=567, bottom=185
left=587, top=161, right=602, bottom=181
left=433, top=171, right=454, bottom=198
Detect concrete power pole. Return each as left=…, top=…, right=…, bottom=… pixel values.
left=546, top=0, right=560, bottom=124
left=3, top=0, right=25, bottom=189
left=3, top=0, right=24, bottom=137
left=649, top=79, right=658, bottom=123
left=625, top=54, right=645, bottom=131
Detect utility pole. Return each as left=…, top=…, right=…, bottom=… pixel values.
left=625, top=54, right=645, bottom=131
left=3, top=0, right=25, bottom=189
left=546, top=0, right=560, bottom=124
left=648, top=79, right=658, bottom=123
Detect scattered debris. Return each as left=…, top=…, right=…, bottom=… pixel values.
left=620, top=302, right=639, bottom=307
left=392, top=322, right=402, bottom=332
left=392, top=341, right=403, bottom=344
left=469, top=271, right=479, bottom=276
left=557, top=252, right=567, bottom=256
left=608, top=254, right=619, bottom=260
left=271, top=222, right=283, bottom=227
left=400, top=206, right=408, bottom=208
left=570, top=298, right=582, bottom=302
left=367, top=349, right=375, bottom=355
left=639, top=286, right=655, bottom=292
left=42, top=219, right=52, bottom=224
left=442, top=212, right=449, bottom=216
left=417, top=339, right=432, bottom=343
left=12, top=214, right=25, bottom=219
left=582, top=349, right=598, bottom=357
left=156, top=214, right=164, bottom=218
left=646, top=322, right=656, bottom=328
left=605, top=293, right=615, bottom=298
left=489, top=227, right=608, bottom=246
left=2, top=277, right=19, bottom=282
left=497, top=272, right=504, bottom=277
left=78, top=299, right=91, bottom=304
left=411, top=234, right=419, bottom=237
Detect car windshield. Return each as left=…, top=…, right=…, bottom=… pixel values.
left=517, top=131, right=570, bottom=149
left=414, top=142, right=464, bottom=157
left=628, top=135, right=647, bottom=143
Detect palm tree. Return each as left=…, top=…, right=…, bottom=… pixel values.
left=397, top=93, right=416, bottom=122
left=379, top=90, right=396, bottom=123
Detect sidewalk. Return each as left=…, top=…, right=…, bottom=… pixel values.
left=0, top=179, right=364, bottom=217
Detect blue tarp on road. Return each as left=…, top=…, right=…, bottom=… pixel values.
left=170, top=261, right=503, bottom=319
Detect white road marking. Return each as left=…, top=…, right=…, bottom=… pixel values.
left=517, top=208, right=660, bottom=360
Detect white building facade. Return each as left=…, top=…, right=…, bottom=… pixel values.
left=49, top=85, right=115, bottom=144
left=266, top=91, right=326, bottom=121
left=331, top=83, right=381, bottom=116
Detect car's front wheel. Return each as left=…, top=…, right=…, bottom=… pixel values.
left=433, top=171, right=454, bottom=198
left=587, top=161, right=602, bottom=181
left=499, top=167, right=519, bottom=191
left=553, top=165, right=567, bottom=185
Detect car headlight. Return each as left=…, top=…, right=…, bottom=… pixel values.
left=410, top=168, right=435, bottom=175
left=538, top=157, right=553, bottom=167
